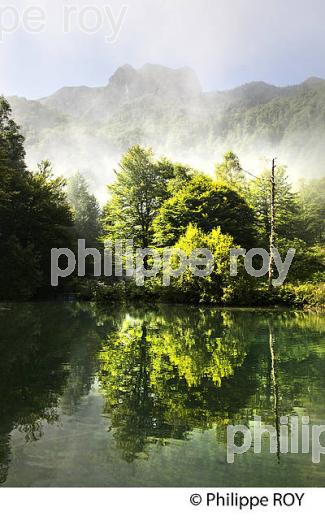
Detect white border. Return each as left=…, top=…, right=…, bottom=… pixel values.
left=0, top=488, right=322, bottom=519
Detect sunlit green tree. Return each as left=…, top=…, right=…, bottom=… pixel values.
left=153, top=174, right=257, bottom=248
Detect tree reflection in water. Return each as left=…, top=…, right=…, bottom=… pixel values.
left=1, top=303, right=325, bottom=483
left=97, top=306, right=325, bottom=463
left=0, top=302, right=111, bottom=483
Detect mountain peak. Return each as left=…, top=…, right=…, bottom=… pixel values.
left=108, top=63, right=202, bottom=99
left=109, top=64, right=136, bottom=84
left=302, top=76, right=325, bottom=86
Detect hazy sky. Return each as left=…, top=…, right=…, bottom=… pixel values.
left=1, top=0, right=325, bottom=99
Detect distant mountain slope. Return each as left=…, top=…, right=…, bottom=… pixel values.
left=7, top=64, right=325, bottom=199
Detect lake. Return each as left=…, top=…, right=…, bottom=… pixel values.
left=0, top=302, right=325, bottom=487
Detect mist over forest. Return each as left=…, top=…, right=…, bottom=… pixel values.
left=7, top=63, right=325, bottom=201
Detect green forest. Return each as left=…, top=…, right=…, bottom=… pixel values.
left=1, top=95, right=324, bottom=307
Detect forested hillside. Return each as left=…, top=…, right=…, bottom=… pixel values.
left=8, top=64, right=325, bottom=196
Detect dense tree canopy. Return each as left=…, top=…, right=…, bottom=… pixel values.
left=67, top=172, right=102, bottom=244
left=0, top=97, right=74, bottom=299
left=153, top=174, right=257, bottom=248
left=102, top=146, right=177, bottom=248
left=297, top=177, right=325, bottom=245
left=248, top=165, right=301, bottom=244
left=166, top=223, right=252, bottom=304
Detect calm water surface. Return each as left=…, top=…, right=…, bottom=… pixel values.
left=0, top=302, right=325, bottom=487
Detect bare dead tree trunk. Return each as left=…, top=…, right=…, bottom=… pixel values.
left=268, top=158, right=276, bottom=290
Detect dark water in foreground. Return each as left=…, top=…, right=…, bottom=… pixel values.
left=0, top=302, right=325, bottom=487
